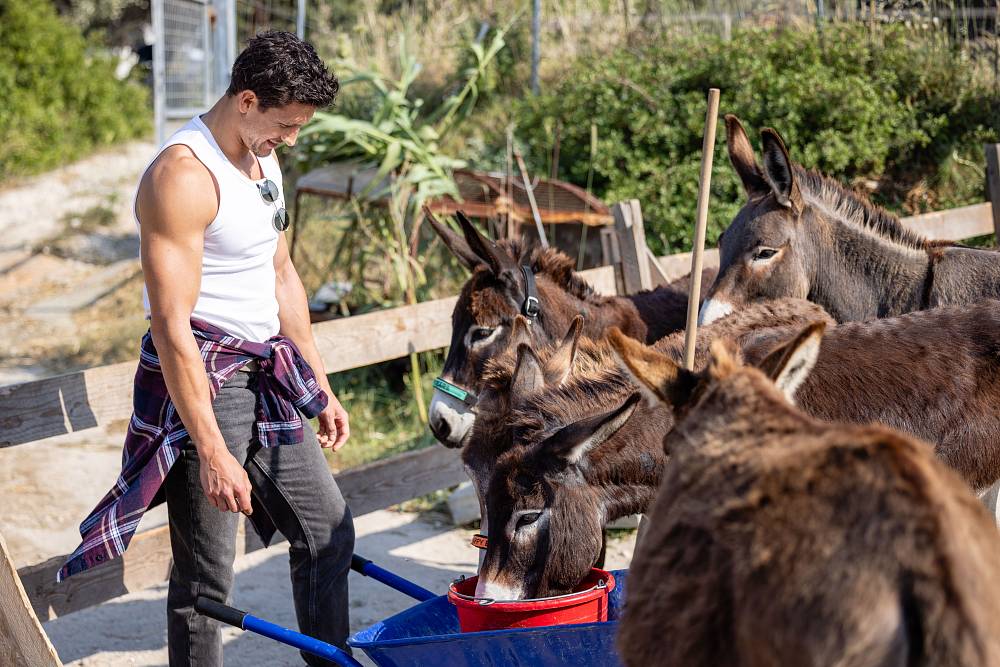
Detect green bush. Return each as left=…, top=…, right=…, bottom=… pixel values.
left=0, top=0, right=150, bottom=180
left=515, top=24, right=1000, bottom=254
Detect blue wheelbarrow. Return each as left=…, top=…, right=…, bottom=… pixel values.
left=196, top=554, right=627, bottom=666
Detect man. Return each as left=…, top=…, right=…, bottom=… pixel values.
left=59, top=31, right=355, bottom=666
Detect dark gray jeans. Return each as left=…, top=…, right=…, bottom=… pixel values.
left=164, top=370, right=355, bottom=666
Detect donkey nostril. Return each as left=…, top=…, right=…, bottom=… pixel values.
left=430, top=415, right=452, bottom=441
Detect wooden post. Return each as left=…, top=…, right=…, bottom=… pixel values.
left=612, top=199, right=652, bottom=295
left=985, top=144, right=1000, bottom=245
left=0, top=530, right=61, bottom=666
left=682, top=88, right=721, bottom=371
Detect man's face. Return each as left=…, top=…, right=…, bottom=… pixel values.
left=237, top=92, right=316, bottom=157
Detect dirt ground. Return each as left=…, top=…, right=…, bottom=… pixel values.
left=0, top=421, right=635, bottom=667
left=0, top=143, right=637, bottom=665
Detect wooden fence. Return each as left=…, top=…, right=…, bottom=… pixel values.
left=1, top=146, right=998, bottom=662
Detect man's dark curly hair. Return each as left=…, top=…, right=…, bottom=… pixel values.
left=227, top=31, right=338, bottom=110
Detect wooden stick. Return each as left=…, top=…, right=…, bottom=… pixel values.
left=514, top=147, right=550, bottom=248
left=682, top=88, right=721, bottom=371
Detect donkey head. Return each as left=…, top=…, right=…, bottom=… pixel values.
left=427, top=210, right=569, bottom=447
left=700, top=116, right=815, bottom=324
left=462, top=317, right=585, bottom=523
left=474, top=391, right=644, bottom=600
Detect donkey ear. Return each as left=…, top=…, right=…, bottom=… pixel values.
left=760, top=129, right=802, bottom=211
left=511, top=343, right=546, bottom=399
left=509, top=314, right=533, bottom=349
left=539, top=393, right=642, bottom=467
left=756, top=321, right=825, bottom=403
left=725, top=115, right=768, bottom=198
left=455, top=211, right=512, bottom=277
left=423, top=206, right=483, bottom=271
left=608, top=328, right=696, bottom=409
left=543, top=315, right=584, bottom=386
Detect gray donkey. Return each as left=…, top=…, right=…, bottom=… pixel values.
left=614, top=325, right=1000, bottom=667
left=699, top=115, right=1000, bottom=324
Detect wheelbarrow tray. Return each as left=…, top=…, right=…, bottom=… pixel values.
left=349, top=569, right=627, bottom=667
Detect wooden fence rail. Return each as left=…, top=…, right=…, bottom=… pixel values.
left=2, top=145, right=998, bottom=633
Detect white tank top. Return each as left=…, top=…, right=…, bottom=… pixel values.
left=134, top=115, right=282, bottom=343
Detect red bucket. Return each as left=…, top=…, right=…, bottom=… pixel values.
left=447, top=568, right=615, bottom=633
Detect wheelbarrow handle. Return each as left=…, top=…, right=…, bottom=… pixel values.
left=351, top=554, right=436, bottom=602
left=194, top=597, right=364, bottom=667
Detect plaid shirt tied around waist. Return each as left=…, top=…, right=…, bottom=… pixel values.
left=57, top=318, right=329, bottom=582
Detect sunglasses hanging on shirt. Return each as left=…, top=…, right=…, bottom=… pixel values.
left=257, top=179, right=290, bottom=232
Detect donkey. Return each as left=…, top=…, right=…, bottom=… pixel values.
left=425, top=209, right=715, bottom=447
left=613, top=325, right=1000, bottom=667
left=699, top=115, right=1000, bottom=324
left=472, top=298, right=1000, bottom=600
left=470, top=299, right=831, bottom=600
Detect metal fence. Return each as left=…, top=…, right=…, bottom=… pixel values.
left=152, top=0, right=308, bottom=144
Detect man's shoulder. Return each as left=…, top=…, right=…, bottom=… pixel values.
left=139, top=145, right=217, bottom=213
left=144, top=145, right=215, bottom=193
left=137, top=145, right=218, bottom=230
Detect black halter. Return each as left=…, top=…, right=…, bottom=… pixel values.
left=520, top=265, right=541, bottom=320
left=433, top=266, right=541, bottom=407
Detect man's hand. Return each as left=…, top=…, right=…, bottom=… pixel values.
left=316, top=392, right=350, bottom=451
left=198, top=446, right=253, bottom=514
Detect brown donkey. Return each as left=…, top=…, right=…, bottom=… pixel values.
left=469, top=299, right=830, bottom=600
left=472, top=299, right=1000, bottom=601
left=613, top=325, right=1000, bottom=667
left=700, top=115, right=1000, bottom=324
left=425, top=210, right=715, bottom=447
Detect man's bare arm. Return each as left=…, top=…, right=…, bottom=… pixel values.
left=137, top=146, right=253, bottom=513
left=274, top=233, right=350, bottom=449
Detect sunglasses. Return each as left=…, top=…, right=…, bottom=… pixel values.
left=257, top=179, right=290, bottom=232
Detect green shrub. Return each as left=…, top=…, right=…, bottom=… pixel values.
left=515, top=24, right=1000, bottom=254
left=0, top=0, right=150, bottom=180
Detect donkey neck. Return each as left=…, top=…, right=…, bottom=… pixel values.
left=536, top=276, right=644, bottom=341
left=586, top=415, right=668, bottom=520
left=809, top=213, right=930, bottom=321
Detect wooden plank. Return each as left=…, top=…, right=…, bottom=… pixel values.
left=986, top=144, right=1000, bottom=244
left=1, top=262, right=618, bottom=448
left=18, top=524, right=173, bottom=623
left=0, top=361, right=136, bottom=447
left=899, top=202, right=994, bottom=241
left=0, top=531, right=61, bottom=665
left=612, top=200, right=652, bottom=295
left=335, top=445, right=467, bottom=517
left=655, top=248, right=721, bottom=283
left=21, top=445, right=469, bottom=619
left=579, top=264, right=617, bottom=296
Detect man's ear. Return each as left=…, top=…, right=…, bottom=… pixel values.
left=423, top=206, right=484, bottom=271
left=534, top=393, right=641, bottom=468
left=756, top=321, right=826, bottom=403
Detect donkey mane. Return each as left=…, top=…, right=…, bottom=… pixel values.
left=794, top=165, right=930, bottom=251
left=496, top=238, right=597, bottom=301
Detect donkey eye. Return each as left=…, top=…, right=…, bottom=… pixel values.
left=516, top=512, right=541, bottom=529
left=753, top=248, right=779, bottom=261
left=470, top=327, right=495, bottom=344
